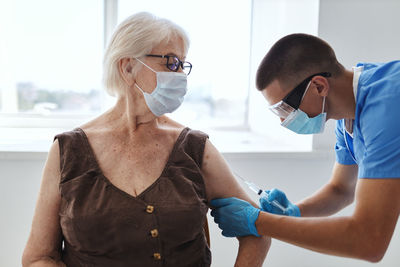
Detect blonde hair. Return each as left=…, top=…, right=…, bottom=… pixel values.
left=102, top=12, right=190, bottom=96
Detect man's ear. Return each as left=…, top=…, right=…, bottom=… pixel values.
left=119, top=58, right=135, bottom=86
left=312, top=76, right=330, bottom=97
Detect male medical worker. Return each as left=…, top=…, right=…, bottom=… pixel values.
left=210, top=33, right=400, bottom=262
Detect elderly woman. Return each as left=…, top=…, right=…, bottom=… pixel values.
left=22, top=12, right=270, bottom=267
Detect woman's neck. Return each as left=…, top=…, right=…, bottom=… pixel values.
left=106, top=90, right=158, bottom=134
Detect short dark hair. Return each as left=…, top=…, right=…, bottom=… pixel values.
left=256, top=33, right=344, bottom=91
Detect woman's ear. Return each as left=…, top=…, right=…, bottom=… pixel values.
left=312, top=76, right=330, bottom=97
left=119, top=58, right=135, bottom=86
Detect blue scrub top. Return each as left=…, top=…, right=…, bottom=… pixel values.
left=335, top=61, right=400, bottom=179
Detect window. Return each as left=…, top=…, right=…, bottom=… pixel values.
left=0, top=0, right=104, bottom=116
left=0, top=0, right=321, bottom=152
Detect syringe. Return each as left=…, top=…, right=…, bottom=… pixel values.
left=234, top=172, right=287, bottom=213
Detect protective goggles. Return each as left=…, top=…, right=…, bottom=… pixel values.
left=269, top=72, right=331, bottom=119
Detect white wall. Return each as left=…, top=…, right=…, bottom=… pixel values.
left=314, top=0, right=400, bottom=149
left=0, top=155, right=44, bottom=267
left=1, top=151, right=399, bottom=267
left=318, top=0, right=400, bottom=68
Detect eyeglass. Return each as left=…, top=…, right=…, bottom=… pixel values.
left=146, top=54, right=192, bottom=75
left=269, top=72, right=331, bottom=119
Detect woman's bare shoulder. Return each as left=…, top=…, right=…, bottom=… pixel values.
left=158, top=116, right=187, bottom=136
left=76, top=113, right=117, bottom=139
left=158, top=115, right=185, bottom=129
left=78, top=114, right=108, bottom=132
left=76, top=114, right=187, bottom=141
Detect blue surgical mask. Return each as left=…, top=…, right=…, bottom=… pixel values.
left=135, top=58, right=187, bottom=117
left=281, top=96, right=327, bottom=135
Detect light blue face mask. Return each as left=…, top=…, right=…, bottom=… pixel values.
left=135, top=58, right=187, bottom=117
left=281, top=93, right=327, bottom=135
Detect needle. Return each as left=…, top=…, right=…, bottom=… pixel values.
left=234, top=172, right=287, bottom=213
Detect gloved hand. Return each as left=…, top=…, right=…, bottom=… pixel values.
left=210, top=197, right=261, bottom=237
left=260, top=188, right=301, bottom=217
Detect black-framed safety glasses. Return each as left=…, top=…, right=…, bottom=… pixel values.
left=146, top=54, right=192, bottom=75
left=269, top=72, right=331, bottom=118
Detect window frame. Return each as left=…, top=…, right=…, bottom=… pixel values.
left=0, top=0, right=328, bottom=153
left=0, top=0, right=253, bottom=130
left=0, top=0, right=116, bottom=129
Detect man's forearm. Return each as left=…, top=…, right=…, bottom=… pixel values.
left=255, top=212, right=388, bottom=262
left=297, top=182, right=354, bottom=217
left=234, top=236, right=270, bottom=267
left=298, top=163, right=358, bottom=217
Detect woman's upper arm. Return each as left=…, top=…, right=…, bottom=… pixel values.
left=201, top=139, right=253, bottom=205
left=202, top=139, right=271, bottom=266
left=22, top=139, right=64, bottom=265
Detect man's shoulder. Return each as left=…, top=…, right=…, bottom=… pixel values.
left=356, top=61, right=400, bottom=112
left=358, top=61, right=400, bottom=87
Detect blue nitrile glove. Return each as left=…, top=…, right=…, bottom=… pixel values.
left=210, top=197, right=261, bottom=237
left=259, top=188, right=301, bottom=217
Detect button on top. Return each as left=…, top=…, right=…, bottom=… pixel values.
left=146, top=205, right=154, bottom=213
left=153, top=253, right=161, bottom=260
left=150, top=229, right=159, bottom=237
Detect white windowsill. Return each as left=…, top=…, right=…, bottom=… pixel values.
left=0, top=127, right=334, bottom=161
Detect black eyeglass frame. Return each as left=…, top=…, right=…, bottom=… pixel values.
left=283, top=72, right=331, bottom=110
left=146, top=54, right=192, bottom=75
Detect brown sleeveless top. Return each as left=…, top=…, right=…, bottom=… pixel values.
left=55, top=127, right=211, bottom=267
